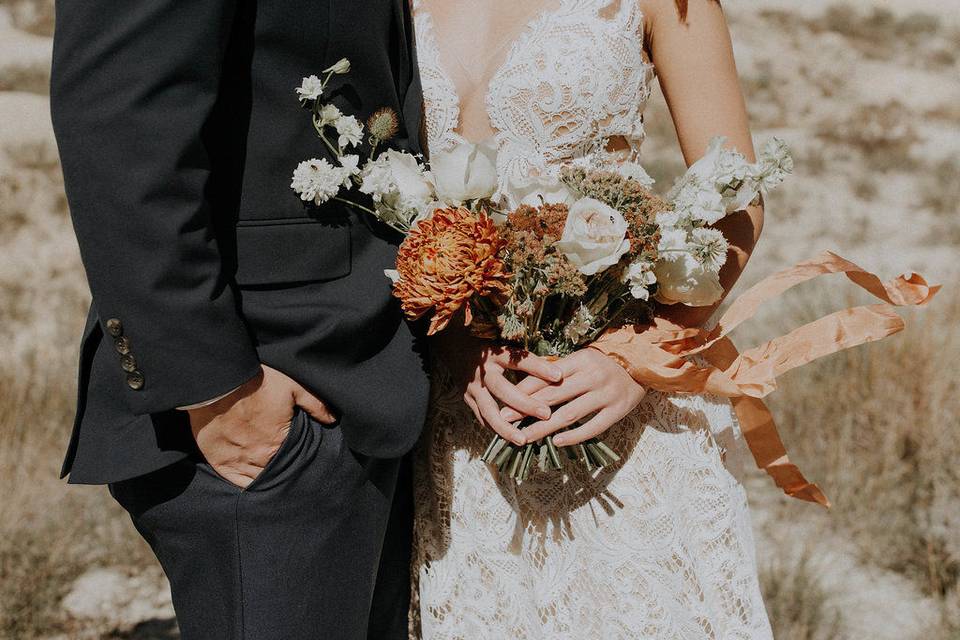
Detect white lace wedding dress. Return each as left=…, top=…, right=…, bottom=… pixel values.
left=410, top=1, right=774, bottom=638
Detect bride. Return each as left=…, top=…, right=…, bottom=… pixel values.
left=410, top=0, right=775, bottom=638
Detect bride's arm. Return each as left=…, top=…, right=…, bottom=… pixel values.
left=504, top=0, right=763, bottom=445
left=645, top=0, right=763, bottom=329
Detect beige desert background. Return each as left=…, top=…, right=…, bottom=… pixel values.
left=1, top=0, right=958, bottom=638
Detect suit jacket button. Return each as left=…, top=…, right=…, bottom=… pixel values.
left=120, top=353, right=138, bottom=373
left=105, top=318, right=124, bottom=337
left=114, top=336, right=132, bottom=355
left=126, top=370, right=145, bottom=390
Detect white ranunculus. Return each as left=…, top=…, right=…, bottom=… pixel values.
left=555, top=197, right=631, bottom=276
left=290, top=158, right=347, bottom=205
left=505, top=174, right=578, bottom=208
left=431, top=141, right=498, bottom=204
left=616, top=161, right=656, bottom=189
left=296, top=75, right=325, bottom=101
left=334, top=115, right=363, bottom=148
left=654, top=253, right=724, bottom=307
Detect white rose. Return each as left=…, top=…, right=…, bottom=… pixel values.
left=555, top=197, right=631, bottom=276
left=504, top=174, right=578, bottom=208
left=430, top=141, right=498, bottom=204
left=654, top=253, right=724, bottom=307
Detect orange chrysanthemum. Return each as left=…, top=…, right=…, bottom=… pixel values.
left=393, top=207, right=511, bottom=335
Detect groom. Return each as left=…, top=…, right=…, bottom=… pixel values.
left=50, top=1, right=427, bottom=638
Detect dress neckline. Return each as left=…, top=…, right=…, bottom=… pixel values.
left=413, top=0, right=574, bottom=145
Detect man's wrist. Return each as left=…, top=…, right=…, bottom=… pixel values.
left=177, top=385, right=244, bottom=411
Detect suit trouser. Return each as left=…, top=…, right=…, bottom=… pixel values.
left=109, top=408, right=413, bottom=640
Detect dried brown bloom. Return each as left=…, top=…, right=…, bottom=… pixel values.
left=393, top=207, right=511, bottom=335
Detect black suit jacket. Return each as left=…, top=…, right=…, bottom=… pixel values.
left=50, top=0, right=429, bottom=483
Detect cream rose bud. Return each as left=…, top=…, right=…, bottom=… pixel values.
left=431, top=142, right=498, bottom=204
left=653, top=253, right=724, bottom=307
left=616, top=161, right=656, bottom=189
left=324, top=57, right=351, bottom=75
left=555, top=197, right=631, bottom=276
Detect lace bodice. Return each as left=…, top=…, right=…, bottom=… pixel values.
left=414, top=0, right=655, bottom=193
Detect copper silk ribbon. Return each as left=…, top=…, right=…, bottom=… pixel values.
left=590, top=251, right=940, bottom=508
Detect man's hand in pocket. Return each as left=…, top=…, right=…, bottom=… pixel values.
left=186, top=365, right=336, bottom=488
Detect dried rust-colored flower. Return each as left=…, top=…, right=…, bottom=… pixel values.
left=393, top=207, right=511, bottom=334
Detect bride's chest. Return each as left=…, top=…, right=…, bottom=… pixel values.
left=415, top=0, right=654, bottom=160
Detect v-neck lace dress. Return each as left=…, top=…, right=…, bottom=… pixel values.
left=409, top=1, right=774, bottom=638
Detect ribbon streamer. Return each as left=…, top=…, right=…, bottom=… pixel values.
left=590, top=251, right=940, bottom=507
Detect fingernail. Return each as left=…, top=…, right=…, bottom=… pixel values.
left=550, top=367, right=563, bottom=380
left=537, top=407, right=551, bottom=420
left=553, top=437, right=566, bottom=447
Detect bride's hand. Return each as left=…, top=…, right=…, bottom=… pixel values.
left=435, top=331, right=563, bottom=446
left=500, top=348, right=646, bottom=447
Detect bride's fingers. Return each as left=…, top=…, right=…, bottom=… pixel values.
left=553, top=408, right=620, bottom=447
left=499, top=374, right=591, bottom=422
left=496, top=351, right=563, bottom=383
left=463, top=394, right=483, bottom=426
left=513, top=375, right=554, bottom=396
left=485, top=372, right=552, bottom=421
left=474, top=388, right=526, bottom=445
left=518, top=393, right=602, bottom=443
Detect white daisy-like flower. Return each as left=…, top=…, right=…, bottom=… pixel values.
left=290, top=158, right=346, bottom=205
left=334, top=115, right=363, bottom=148
left=689, top=227, right=729, bottom=271
left=621, top=260, right=657, bottom=300
left=296, top=75, right=325, bottom=101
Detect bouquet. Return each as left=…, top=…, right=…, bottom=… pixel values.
left=290, top=62, right=790, bottom=479
left=291, top=63, right=937, bottom=500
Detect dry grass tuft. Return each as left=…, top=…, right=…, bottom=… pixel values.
left=761, top=550, right=843, bottom=640
left=0, top=359, right=156, bottom=638
left=1, top=0, right=55, bottom=37
left=752, top=287, right=960, bottom=631
left=817, top=101, right=919, bottom=172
